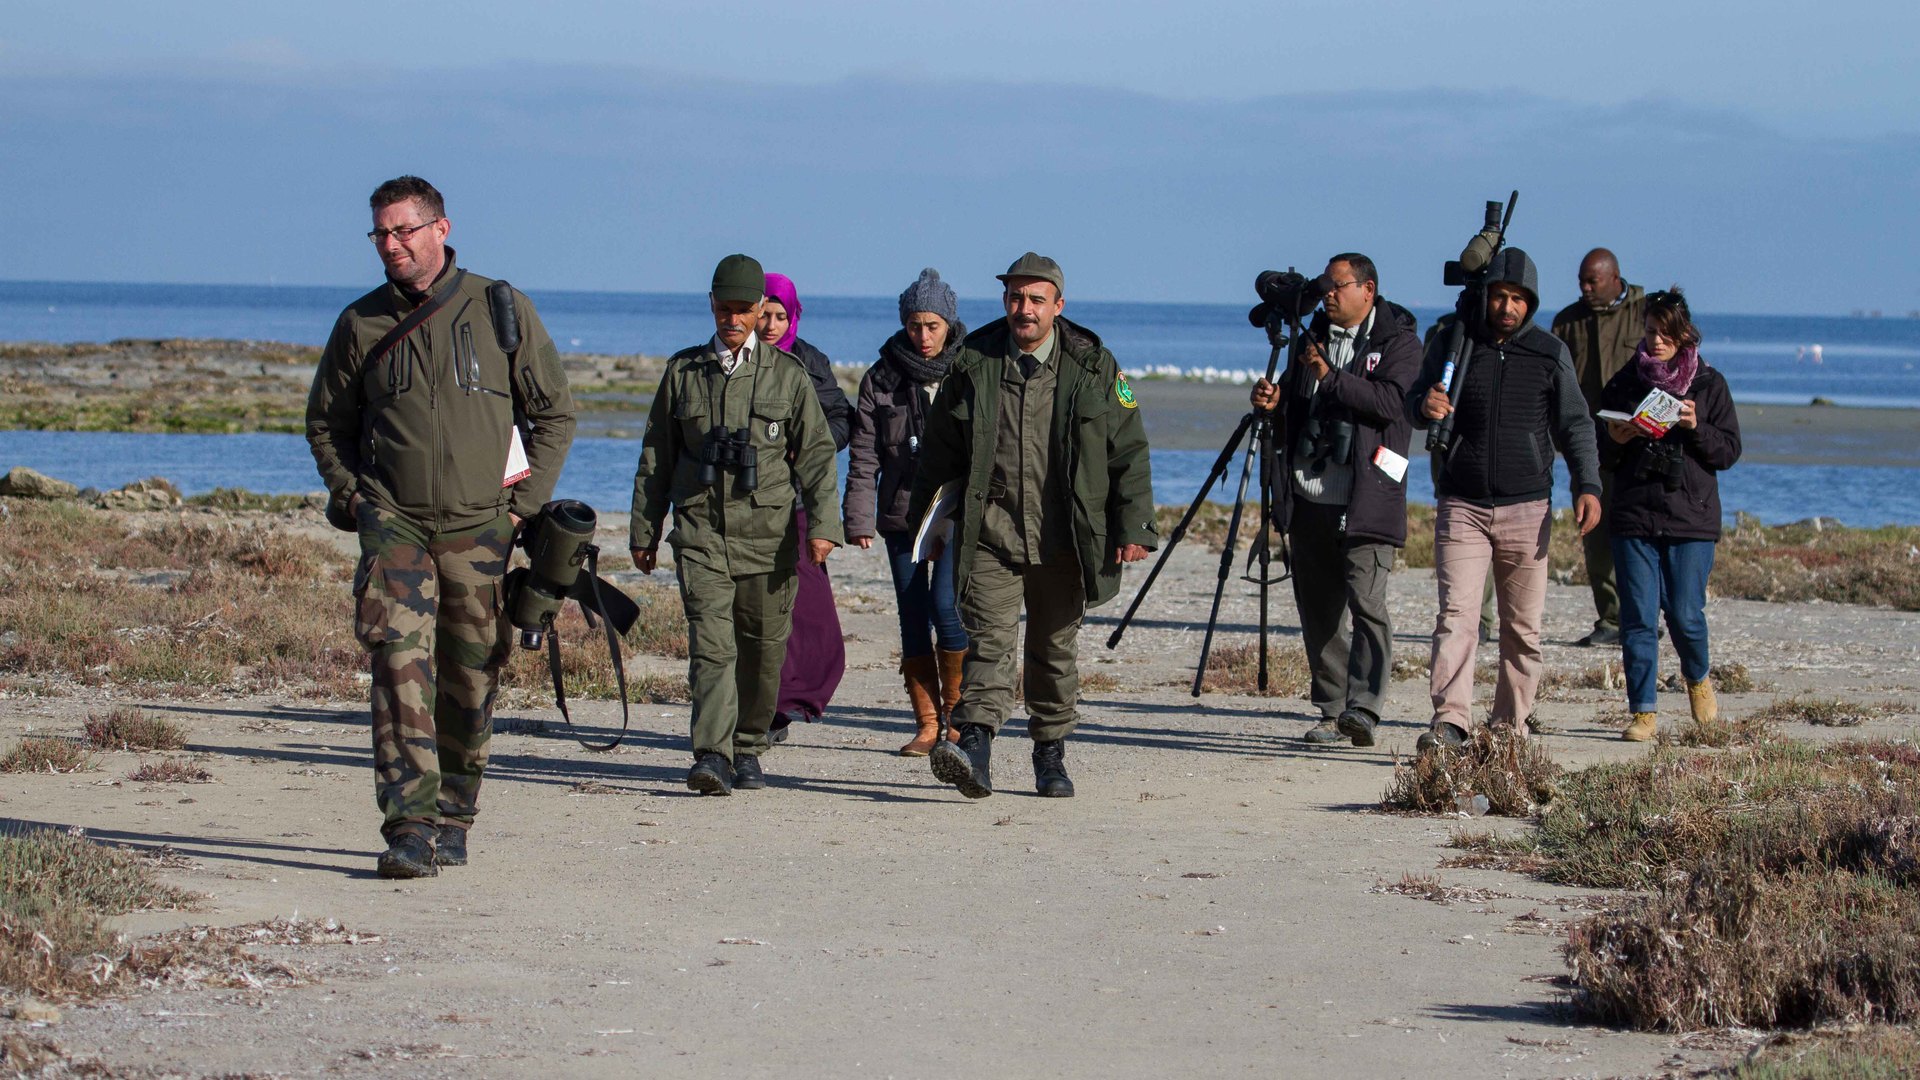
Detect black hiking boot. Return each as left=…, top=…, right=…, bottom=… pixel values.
left=1032, top=738, right=1075, bottom=798
left=376, top=831, right=438, bottom=879
left=687, top=751, right=734, bottom=796
left=931, top=722, right=994, bottom=799
left=433, top=824, right=468, bottom=867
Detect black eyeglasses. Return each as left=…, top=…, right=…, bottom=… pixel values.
left=367, top=219, right=441, bottom=244
left=1326, top=279, right=1364, bottom=293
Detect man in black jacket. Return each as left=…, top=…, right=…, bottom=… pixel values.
left=1410, top=248, right=1603, bottom=751
left=1251, top=254, right=1421, bottom=747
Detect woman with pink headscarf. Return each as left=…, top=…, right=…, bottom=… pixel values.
left=758, top=273, right=852, bottom=740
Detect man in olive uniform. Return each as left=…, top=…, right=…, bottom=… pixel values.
left=908, top=253, right=1156, bottom=800
left=1551, top=248, right=1647, bottom=647
left=307, top=175, right=577, bottom=879
left=630, top=254, right=843, bottom=795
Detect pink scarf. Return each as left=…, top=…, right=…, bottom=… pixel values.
left=1634, top=341, right=1700, bottom=396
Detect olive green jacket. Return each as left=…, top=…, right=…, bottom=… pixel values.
left=629, top=339, right=845, bottom=575
left=305, top=253, right=577, bottom=532
left=1552, top=283, right=1647, bottom=408
left=907, top=316, right=1157, bottom=607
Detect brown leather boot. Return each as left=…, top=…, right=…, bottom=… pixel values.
left=1687, top=678, right=1720, bottom=729
left=936, top=647, right=967, bottom=743
left=1622, top=712, right=1658, bottom=742
left=898, top=654, right=941, bottom=757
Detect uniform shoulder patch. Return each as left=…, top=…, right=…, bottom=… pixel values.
left=1115, top=372, right=1138, bottom=409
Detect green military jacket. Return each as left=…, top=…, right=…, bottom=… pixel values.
left=629, top=338, right=845, bottom=575
left=907, top=316, right=1157, bottom=607
left=306, top=252, right=577, bottom=532
left=1552, top=283, right=1647, bottom=408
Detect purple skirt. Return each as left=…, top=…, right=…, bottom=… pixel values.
left=776, top=507, right=845, bottom=723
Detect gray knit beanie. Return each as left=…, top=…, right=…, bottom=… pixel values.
left=898, top=267, right=959, bottom=328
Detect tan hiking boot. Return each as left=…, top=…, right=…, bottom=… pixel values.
left=898, top=654, right=942, bottom=757
left=1622, top=712, right=1659, bottom=742
left=1688, top=678, right=1720, bottom=728
left=936, top=647, right=967, bottom=743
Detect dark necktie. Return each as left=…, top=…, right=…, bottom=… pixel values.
left=1019, top=352, right=1039, bottom=380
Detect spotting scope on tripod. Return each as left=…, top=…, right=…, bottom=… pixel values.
left=1104, top=268, right=1330, bottom=696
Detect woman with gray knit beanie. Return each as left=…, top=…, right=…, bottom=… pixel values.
left=845, top=268, right=971, bottom=755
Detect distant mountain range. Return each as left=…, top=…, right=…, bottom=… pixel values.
left=3, top=65, right=1915, bottom=313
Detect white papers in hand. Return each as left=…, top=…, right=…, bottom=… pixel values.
left=911, top=480, right=963, bottom=562
left=502, top=426, right=531, bottom=487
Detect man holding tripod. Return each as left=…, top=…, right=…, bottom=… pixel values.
left=1249, top=254, right=1421, bottom=748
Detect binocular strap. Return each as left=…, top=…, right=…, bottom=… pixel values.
left=543, top=548, right=631, bottom=752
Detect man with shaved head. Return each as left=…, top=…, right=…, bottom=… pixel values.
left=1552, top=248, right=1645, bottom=647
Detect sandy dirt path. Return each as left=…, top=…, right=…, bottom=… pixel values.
left=5, top=527, right=1918, bottom=1078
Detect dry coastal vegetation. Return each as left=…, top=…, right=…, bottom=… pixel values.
left=5, top=488, right=1920, bottom=1072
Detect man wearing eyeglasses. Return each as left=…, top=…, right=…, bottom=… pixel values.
left=307, top=175, right=577, bottom=879
left=1248, top=254, right=1422, bottom=748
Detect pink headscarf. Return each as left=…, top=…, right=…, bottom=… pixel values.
left=762, top=272, right=802, bottom=352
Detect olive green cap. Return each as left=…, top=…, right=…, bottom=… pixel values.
left=711, top=253, right=766, bottom=304
left=996, top=251, right=1064, bottom=297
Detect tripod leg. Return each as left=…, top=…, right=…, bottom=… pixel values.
left=1105, top=411, right=1256, bottom=650
left=1191, top=418, right=1265, bottom=697
left=1255, top=416, right=1272, bottom=693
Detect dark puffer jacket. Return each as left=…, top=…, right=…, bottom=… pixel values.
left=1409, top=248, right=1602, bottom=507
left=1597, top=361, right=1741, bottom=541
left=1261, top=299, right=1422, bottom=546
left=844, top=325, right=966, bottom=538
left=789, top=338, right=852, bottom=451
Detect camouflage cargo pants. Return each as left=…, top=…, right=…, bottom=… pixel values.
left=353, top=502, right=513, bottom=841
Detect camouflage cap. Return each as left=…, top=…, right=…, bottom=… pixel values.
left=711, top=254, right=766, bottom=304
left=996, top=252, right=1065, bottom=297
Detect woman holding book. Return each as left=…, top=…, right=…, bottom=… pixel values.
left=844, top=268, right=970, bottom=755
left=1597, top=288, right=1742, bottom=741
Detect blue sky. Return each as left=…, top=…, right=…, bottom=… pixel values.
left=4, top=1, right=1917, bottom=312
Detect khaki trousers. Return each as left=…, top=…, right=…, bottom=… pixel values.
left=953, top=548, right=1086, bottom=742
left=1428, top=496, right=1551, bottom=732
left=677, top=559, right=797, bottom=762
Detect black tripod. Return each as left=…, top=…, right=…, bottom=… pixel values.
left=1106, top=307, right=1303, bottom=696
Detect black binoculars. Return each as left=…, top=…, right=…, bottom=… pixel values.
left=1637, top=440, right=1686, bottom=491
left=1295, top=403, right=1355, bottom=475
left=699, top=426, right=759, bottom=492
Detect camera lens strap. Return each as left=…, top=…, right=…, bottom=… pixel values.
left=541, top=544, right=631, bottom=753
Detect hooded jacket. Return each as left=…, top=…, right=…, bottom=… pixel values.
left=844, top=322, right=967, bottom=538
left=1409, top=248, right=1602, bottom=507
left=906, top=316, right=1157, bottom=607
left=1262, top=299, right=1422, bottom=546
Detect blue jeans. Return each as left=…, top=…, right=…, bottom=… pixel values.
left=883, top=530, right=969, bottom=658
left=1611, top=535, right=1715, bottom=713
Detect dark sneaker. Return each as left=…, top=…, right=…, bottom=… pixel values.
left=1335, top=709, right=1378, bottom=748
left=1415, top=721, right=1470, bottom=754
left=930, top=722, right=994, bottom=799
left=1301, top=720, right=1345, bottom=745
left=376, top=831, right=438, bottom=879
left=1032, top=738, right=1075, bottom=798
left=687, top=751, right=734, bottom=796
left=433, top=824, right=468, bottom=867
left=1576, top=625, right=1621, bottom=647
left=732, top=753, right=766, bottom=790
